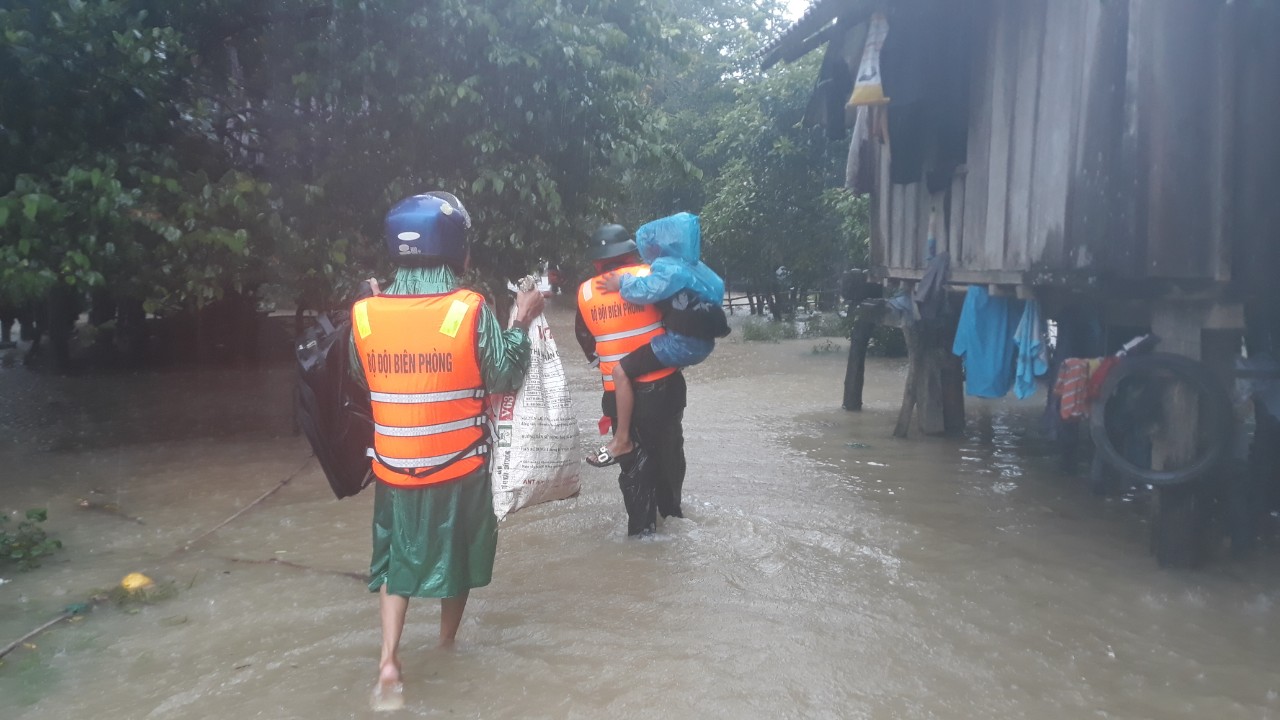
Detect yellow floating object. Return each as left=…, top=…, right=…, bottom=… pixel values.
left=121, top=573, right=154, bottom=591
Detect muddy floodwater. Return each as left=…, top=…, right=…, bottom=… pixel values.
left=3, top=303, right=1280, bottom=720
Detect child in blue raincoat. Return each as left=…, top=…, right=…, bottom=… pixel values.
left=589, top=213, right=729, bottom=467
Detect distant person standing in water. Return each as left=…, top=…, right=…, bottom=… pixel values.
left=349, top=192, right=544, bottom=710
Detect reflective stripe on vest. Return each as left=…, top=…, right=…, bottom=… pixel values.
left=352, top=289, right=488, bottom=487
left=368, top=444, right=488, bottom=469
left=369, top=388, right=485, bottom=404
left=593, top=321, right=664, bottom=343
left=577, top=265, right=677, bottom=392
left=374, top=415, right=486, bottom=438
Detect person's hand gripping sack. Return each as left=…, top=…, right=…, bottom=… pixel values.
left=512, top=286, right=546, bottom=332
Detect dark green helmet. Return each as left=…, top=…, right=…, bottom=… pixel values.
left=587, top=224, right=637, bottom=262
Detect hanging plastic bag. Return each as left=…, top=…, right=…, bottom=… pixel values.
left=488, top=280, right=581, bottom=520
left=848, top=12, right=890, bottom=107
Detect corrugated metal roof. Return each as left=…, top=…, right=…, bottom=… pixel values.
left=759, top=0, right=867, bottom=70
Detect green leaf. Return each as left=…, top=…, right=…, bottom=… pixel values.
left=24, top=508, right=47, bottom=522
left=0, top=207, right=8, bottom=226
left=22, top=196, right=38, bottom=222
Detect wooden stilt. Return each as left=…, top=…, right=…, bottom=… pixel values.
left=894, top=322, right=923, bottom=438
left=941, top=304, right=966, bottom=434
left=941, top=351, right=966, bottom=434
left=918, top=319, right=948, bottom=436
left=895, top=318, right=952, bottom=438
left=843, top=302, right=885, bottom=411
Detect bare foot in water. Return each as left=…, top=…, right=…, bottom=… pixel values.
left=371, top=661, right=404, bottom=712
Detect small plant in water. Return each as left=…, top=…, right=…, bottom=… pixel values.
left=802, top=312, right=852, bottom=339
left=1, top=509, right=63, bottom=570
left=741, top=318, right=799, bottom=343
left=811, top=339, right=843, bottom=355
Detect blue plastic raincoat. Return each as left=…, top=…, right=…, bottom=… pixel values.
left=618, top=213, right=724, bottom=369
left=620, top=213, right=725, bottom=306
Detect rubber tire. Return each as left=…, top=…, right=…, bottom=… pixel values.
left=1089, top=352, right=1233, bottom=487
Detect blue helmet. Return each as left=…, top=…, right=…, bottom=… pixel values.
left=384, top=192, right=472, bottom=268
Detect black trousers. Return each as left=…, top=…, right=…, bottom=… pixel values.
left=605, top=373, right=687, bottom=535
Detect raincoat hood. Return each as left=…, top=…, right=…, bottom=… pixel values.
left=630, top=213, right=725, bottom=304
left=636, top=212, right=700, bottom=264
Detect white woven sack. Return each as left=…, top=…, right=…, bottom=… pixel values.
left=489, top=307, right=581, bottom=519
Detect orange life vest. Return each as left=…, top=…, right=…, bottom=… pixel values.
left=578, top=265, right=677, bottom=392
left=352, top=289, right=488, bottom=487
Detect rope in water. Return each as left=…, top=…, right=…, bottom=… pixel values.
left=1, top=455, right=338, bottom=662
left=175, top=456, right=314, bottom=553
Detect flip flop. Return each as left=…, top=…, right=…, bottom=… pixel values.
left=586, top=444, right=635, bottom=468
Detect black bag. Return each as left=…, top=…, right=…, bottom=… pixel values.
left=295, top=306, right=375, bottom=499
left=662, top=289, right=731, bottom=340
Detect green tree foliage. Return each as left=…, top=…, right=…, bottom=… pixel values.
left=699, top=55, right=867, bottom=317
left=0, top=1, right=280, bottom=315
left=0, top=0, right=684, bottom=325
left=617, top=0, right=792, bottom=221
left=1, top=0, right=867, bottom=355
left=179, top=0, right=684, bottom=290
left=624, top=0, right=869, bottom=319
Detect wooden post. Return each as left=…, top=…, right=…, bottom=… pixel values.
left=941, top=302, right=966, bottom=434
left=919, top=318, right=950, bottom=436
left=941, top=348, right=966, bottom=434
left=918, top=323, right=946, bottom=436
left=893, top=324, right=920, bottom=438
left=1142, top=303, right=1248, bottom=566
left=1150, top=305, right=1203, bottom=473
left=895, top=318, right=951, bottom=438
left=843, top=302, right=885, bottom=411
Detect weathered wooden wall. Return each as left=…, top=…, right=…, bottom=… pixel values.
left=1127, top=0, right=1235, bottom=282
left=877, top=0, right=1128, bottom=282
left=874, top=0, right=1276, bottom=290
left=1232, top=5, right=1280, bottom=304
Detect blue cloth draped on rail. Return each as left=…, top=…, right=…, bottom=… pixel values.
left=952, top=287, right=1047, bottom=399
left=1014, top=300, right=1048, bottom=400
left=952, top=286, right=1018, bottom=399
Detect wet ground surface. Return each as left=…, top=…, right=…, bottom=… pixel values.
left=2, top=302, right=1280, bottom=719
